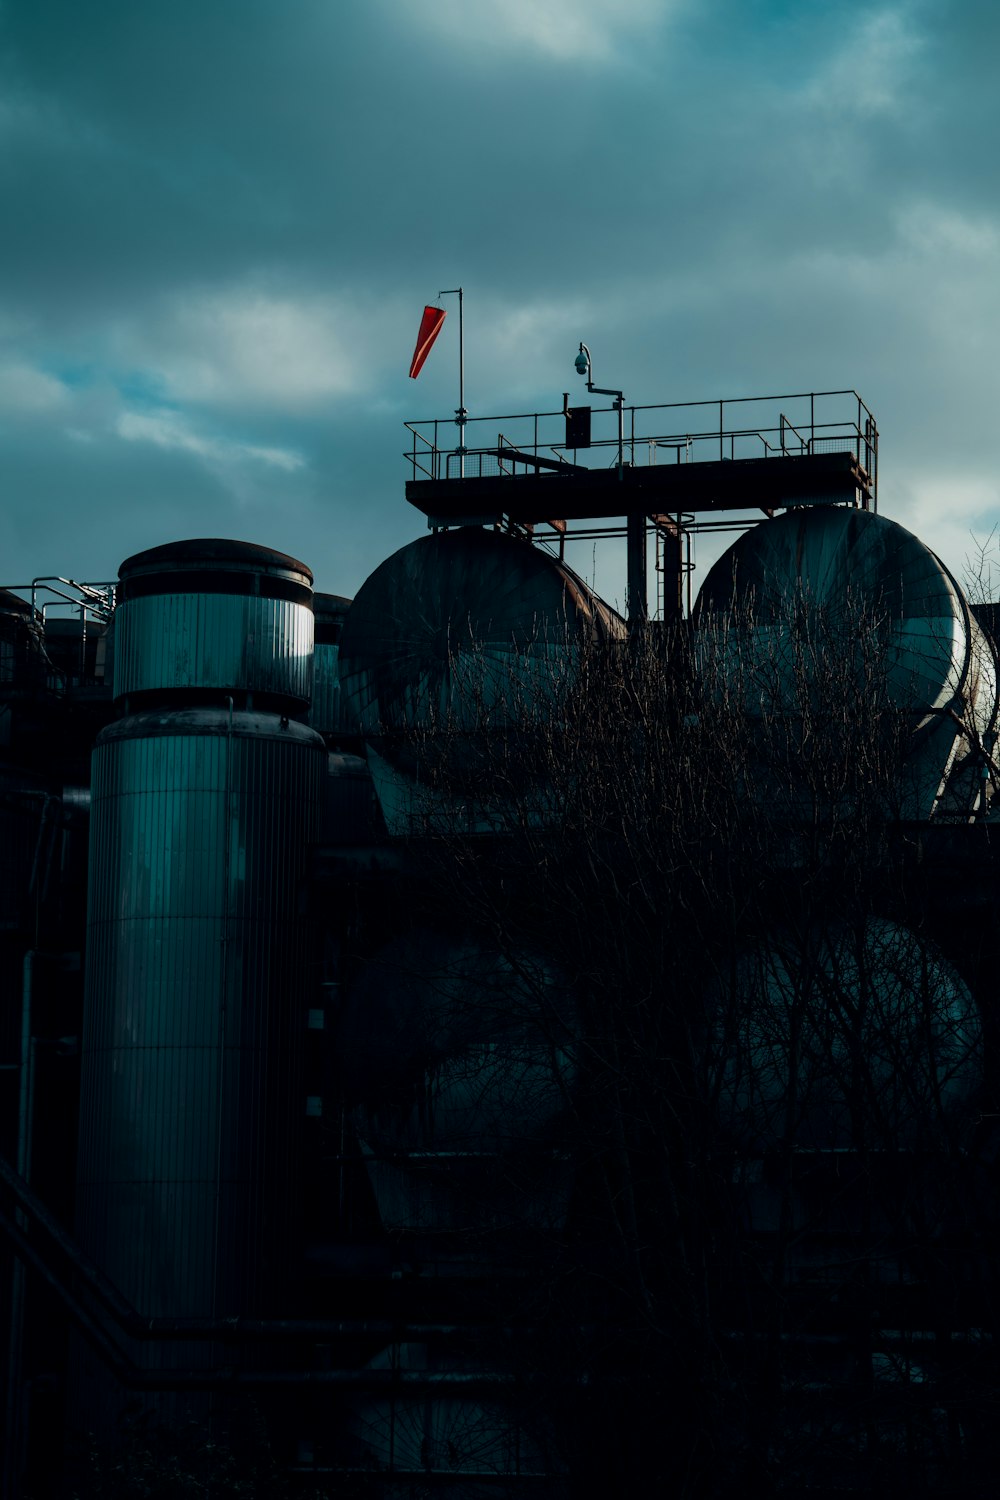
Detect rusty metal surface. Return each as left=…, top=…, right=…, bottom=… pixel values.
left=339, top=528, right=623, bottom=743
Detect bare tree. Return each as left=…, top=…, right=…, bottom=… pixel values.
left=340, top=588, right=998, bottom=1496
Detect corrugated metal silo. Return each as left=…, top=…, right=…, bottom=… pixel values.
left=77, top=709, right=325, bottom=1370
left=113, top=537, right=314, bottom=710
left=75, top=538, right=326, bottom=1420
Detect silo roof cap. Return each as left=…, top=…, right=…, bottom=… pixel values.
left=119, top=537, right=312, bottom=586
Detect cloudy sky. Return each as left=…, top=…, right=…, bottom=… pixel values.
left=2, top=0, right=998, bottom=607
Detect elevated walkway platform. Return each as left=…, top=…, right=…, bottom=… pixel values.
left=408, top=448, right=869, bottom=528
left=405, top=388, right=877, bottom=528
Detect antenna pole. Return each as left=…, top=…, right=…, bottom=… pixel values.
left=440, top=287, right=466, bottom=477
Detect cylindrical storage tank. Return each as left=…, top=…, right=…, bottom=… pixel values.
left=714, top=918, right=982, bottom=1152
left=338, top=529, right=625, bottom=835
left=341, top=927, right=577, bottom=1262
left=0, top=589, right=50, bottom=699
left=113, top=538, right=315, bottom=711
left=693, top=508, right=1000, bottom=821
left=76, top=707, right=325, bottom=1398
left=310, top=592, right=359, bottom=741
left=42, top=615, right=111, bottom=688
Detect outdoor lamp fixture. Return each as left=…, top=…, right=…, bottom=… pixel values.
left=575, top=342, right=624, bottom=477
left=576, top=342, right=645, bottom=628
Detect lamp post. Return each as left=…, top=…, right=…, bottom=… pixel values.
left=440, top=287, right=466, bottom=477
left=575, top=342, right=624, bottom=478
left=575, top=343, right=646, bottom=627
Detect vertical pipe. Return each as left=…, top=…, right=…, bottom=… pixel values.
left=440, top=287, right=466, bottom=477
left=5, top=951, right=37, bottom=1500
left=212, top=698, right=235, bottom=1324
left=627, top=513, right=647, bottom=630
left=458, top=287, right=464, bottom=433
left=457, top=286, right=465, bottom=478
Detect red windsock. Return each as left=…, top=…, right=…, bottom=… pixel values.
left=409, top=305, right=447, bottom=378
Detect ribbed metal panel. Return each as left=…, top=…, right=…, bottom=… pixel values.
left=113, top=592, right=314, bottom=706
left=310, top=640, right=346, bottom=735
left=77, top=709, right=325, bottom=1356
left=310, top=593, right=356, bottom=739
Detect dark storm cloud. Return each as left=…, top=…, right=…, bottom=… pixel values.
left=0, top=0, right=997, bottom=594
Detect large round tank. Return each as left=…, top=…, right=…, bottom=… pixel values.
left=76, top=707, right=325, bottom=1365
left=113, top=537, right=314, bottom=710
left=338, top=529, right=624, bottom=834
left=341, top=927, right=577, bottom=1251
left=714, top=918, right=982, bottom=1151
left=693, top=508, right=1000, bottom=820
left=310, top=592, right=358, bottom=741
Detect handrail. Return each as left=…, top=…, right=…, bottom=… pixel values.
left=405, top=388, right=878, bottom=505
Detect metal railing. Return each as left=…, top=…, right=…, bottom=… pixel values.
left=405, top=388, right=878, bottom=504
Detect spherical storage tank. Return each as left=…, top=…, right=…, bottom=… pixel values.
left=113, top=537, right=314, bottom=709
left=338, top=529, right=625, bottom=834
left=76, top=538, right=326, bottom=1417
left=693, top=508, right=999, bottom=821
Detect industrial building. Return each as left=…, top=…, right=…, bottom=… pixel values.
left=2, top=387, right=999, bottom=1496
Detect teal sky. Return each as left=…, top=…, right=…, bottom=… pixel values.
left=1, top=0, right=997, bottom=602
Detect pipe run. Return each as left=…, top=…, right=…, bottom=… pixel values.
left=0, top=1152, right=532, bottom=1345
left=0, top=1202, right=566, bottom=1393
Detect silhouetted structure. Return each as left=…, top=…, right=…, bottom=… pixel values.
left=3, top=389, right=1000, bottom=1498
